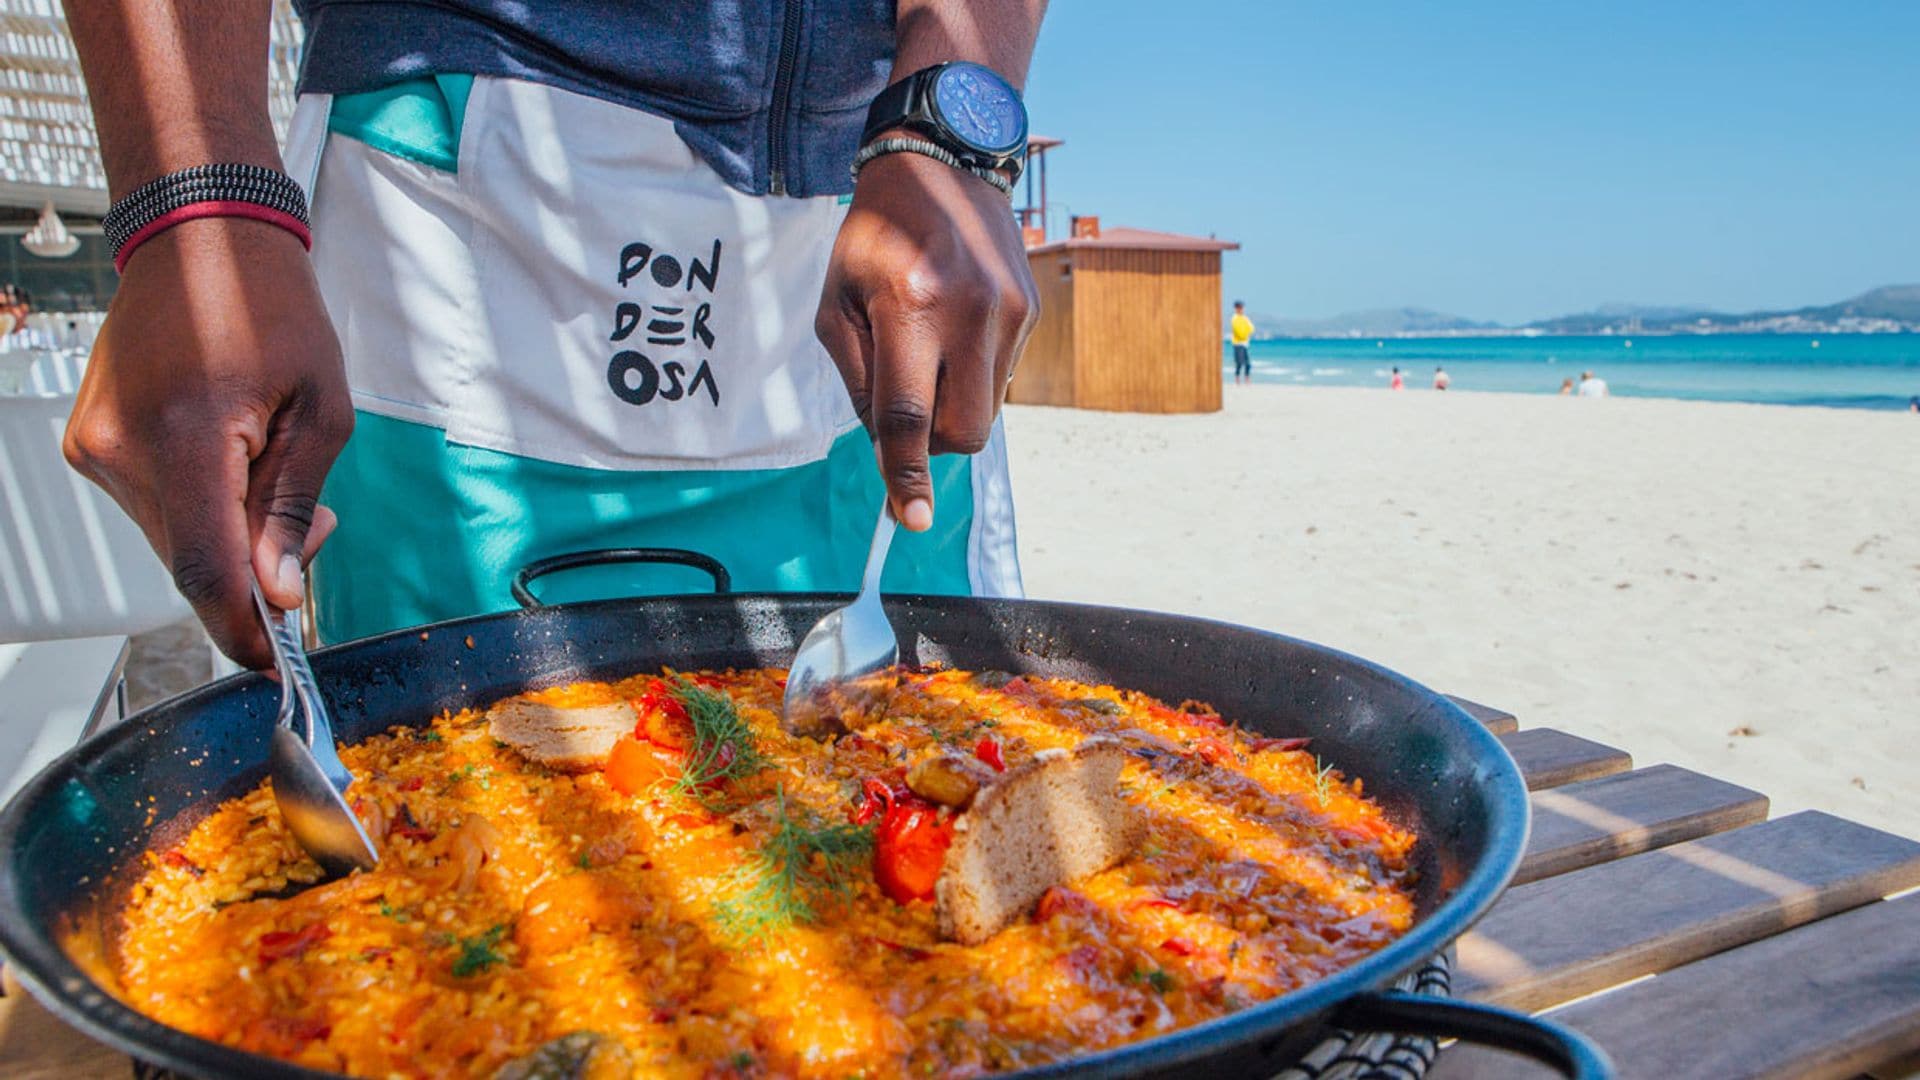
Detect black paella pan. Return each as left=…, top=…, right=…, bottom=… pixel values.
left=0, top=564, right=1611, bottom=1078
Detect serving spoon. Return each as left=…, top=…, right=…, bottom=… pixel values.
left=781, top=502, right=899, bottom=736
left=253, top=578, right=379, bottom=877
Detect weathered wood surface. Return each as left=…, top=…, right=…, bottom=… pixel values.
left=1445, top=694, right=1520, bottom=735
left=1433, top=894, right=1920, bottom=1080
left=1454, top=811, right=1920, bottom=1013
left=1516, top=764, right=1768, bottom=885
left=1498, top=728, right=1632, bottom=791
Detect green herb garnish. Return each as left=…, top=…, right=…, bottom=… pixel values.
left=1129, top=967, right=1176, bottom=993
left=668, top=679, right=769, bottom=802
left=729, top=1051, right=757, bottom=1071
left=414, top=729, right=443, bottom=743
left=713, top=788, right=874, bottom=942
left=576, top=850, right=594, bottom=870
left=377, top=899, right=411, bottom=923
left=446, top=763, right=493, bottom=791
left=451, top=924, right=510, bottom=977
left=1312, top=756, right=1338, bottom=805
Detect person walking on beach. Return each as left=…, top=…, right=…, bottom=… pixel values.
left=1389, top=366, right=1404, bottom=391
left=1559, top=377, right=1575, bottom=395
left=1229, top=301, right=1255, bottom=385
left=62, top=1, right=1042, bottom=665
left=1432, top=366, right=1450, bottom=391
left=1577, top=371, right=1610, bottom=398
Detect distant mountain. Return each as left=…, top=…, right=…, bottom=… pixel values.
left=1529, top=285, right=1920, bottom=335
left=1256, top=307, right=1499, bottom=338
left=1250, top=285, right=1920, bottom=338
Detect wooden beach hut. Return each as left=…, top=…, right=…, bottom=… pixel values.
left=1010, top=220, right=1239, bottom=414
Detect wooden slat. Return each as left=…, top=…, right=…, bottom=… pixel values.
left=1516, top=764, right=1769, bottom=885
left=1445, top=694, right=1519, bottom=734
left=1454, top=811, right=1920, bottom=1012
left=1434, top=894, right=1920, bottom=1080
left=1498, top=728, right=1631, bottom=790
left=0, top=969, right=124, bottom=1080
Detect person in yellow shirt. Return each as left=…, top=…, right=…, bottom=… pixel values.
left=1230, top=300, right=1255, bottom=384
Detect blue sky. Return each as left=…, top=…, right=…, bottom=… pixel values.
left=1022, top=2, right=1920, bottom=324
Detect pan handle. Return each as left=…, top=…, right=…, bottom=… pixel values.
left=1332, top=991, right=1614, bottom=1079
left=511, top=549, right=733, bottom=609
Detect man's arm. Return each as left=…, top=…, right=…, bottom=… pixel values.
left=815, top=0, right=1048, bottom=531
left=65, top=2, right=351, bottom=666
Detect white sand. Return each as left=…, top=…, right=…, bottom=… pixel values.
left=1002, top=386, right=1920, bottom=838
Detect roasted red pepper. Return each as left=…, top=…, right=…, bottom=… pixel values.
left=1160, top=937, right=1199, bottom=956
left=1035, top=886, right=1098, bottom=922
left=257, top=922, right=330, bottom=964
left=849, top=777, right=896, bottom=825
left=973, top=736, right=1006, bottom=772
left=633, top=679, right=693, bottom=750
left=1248, top=736, right=1311, bottom=754
left=1193, top=736, right=1237, bottom=767
left=873, top=795, right=953, bottom=904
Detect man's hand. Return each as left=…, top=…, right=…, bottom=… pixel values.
left=815, top=151, right=1038, bottom=531
left=63, top=218, right=351, bottom=667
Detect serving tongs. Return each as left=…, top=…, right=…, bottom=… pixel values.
left=781, top=502, right=899, bottom=736
left=252, top=578, right=379, bottom=877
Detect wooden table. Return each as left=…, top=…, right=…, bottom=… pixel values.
left=4, top=696, right=1916, bottom=1079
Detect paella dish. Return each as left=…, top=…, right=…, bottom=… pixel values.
left=114, top=666, right=1419, bottom=1079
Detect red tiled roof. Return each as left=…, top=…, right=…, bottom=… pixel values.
left=1026, top=225, right=1240, bottom=255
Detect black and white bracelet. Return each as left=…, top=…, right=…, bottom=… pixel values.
left=851, top=137, right=1015, bottom=197
left=102, top=163, right=310, bottom=262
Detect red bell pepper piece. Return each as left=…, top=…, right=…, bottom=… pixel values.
left=258, top=922, right=330, bottom=963
left=973, top=736, right=1005, bottom=772
left=1248, top=736, right=1311, bottom=753
left=873, top=795, right=952, bottom=904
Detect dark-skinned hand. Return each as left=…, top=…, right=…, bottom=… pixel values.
left=815, top=149, right=1039, bottom=531
left=62, top=217, right=352, bottom=668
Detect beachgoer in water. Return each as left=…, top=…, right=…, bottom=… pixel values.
left=1230, top=301, right=1254, bottom=385
left=1390, top=366, right=1404, bottom=391
left=1559, top=377, right=1575, bottom=395
left=1577, top=370, right=1609, bottom=398
left=1432, top=366, right=1450, bottom=391
left=1909, top=395, right=1919, bottom=413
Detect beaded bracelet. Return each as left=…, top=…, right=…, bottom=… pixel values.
left=103, top=163, right=311, bottom=272
left=851, top=137, right=1015, bottom=197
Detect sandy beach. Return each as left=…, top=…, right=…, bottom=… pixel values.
left=1003, top=385, right=1920, bottom=838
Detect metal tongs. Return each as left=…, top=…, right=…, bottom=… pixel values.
left=252, top=578, right=379, bottom=876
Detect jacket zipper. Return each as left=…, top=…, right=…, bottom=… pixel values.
left=767, top=0, right=804, bottom=195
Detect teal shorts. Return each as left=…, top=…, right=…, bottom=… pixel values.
left=312, top=413, right=978, bottom=642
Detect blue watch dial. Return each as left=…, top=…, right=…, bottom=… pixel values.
left=930, top=62, right=1027, bottom=157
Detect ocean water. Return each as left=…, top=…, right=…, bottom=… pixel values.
left=1226, top=334, right=1920, bottom=411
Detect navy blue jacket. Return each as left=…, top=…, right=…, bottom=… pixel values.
left=293, top=1, right=896, bottom=197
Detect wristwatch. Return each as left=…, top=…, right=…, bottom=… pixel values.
left=862, top=61, right=1029, bottom=183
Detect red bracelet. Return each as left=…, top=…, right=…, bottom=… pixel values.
left=112, top=200, right=313, bottom=273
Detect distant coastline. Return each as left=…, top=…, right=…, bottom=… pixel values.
left=1226, top=333, right=1920, bottom=411
left=1255, top=325, right=1918, bottom=341
left=1247, top=284, right=1920, bottom=340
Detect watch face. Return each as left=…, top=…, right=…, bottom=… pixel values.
left=930, top=62, right=1028, bottom=157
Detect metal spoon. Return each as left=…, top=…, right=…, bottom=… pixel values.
left=252, top=579, right=379, bottom=877
left=781, top=503, right=899, bottom=736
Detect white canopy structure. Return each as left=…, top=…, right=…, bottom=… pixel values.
left=0, top=0, right=303, bottom=216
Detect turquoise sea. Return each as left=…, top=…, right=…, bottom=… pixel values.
left=1227, top=334, right=1920, bottom=411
